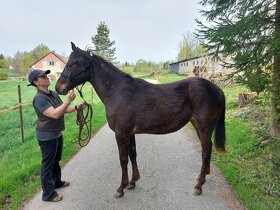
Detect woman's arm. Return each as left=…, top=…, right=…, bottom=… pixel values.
left=43, top=91, right=76, bottom=119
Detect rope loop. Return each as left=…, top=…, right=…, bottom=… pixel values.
left=76, top=102, right=93, bottom=147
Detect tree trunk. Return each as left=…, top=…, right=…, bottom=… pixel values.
left=271, top=0, right=280, bottom=137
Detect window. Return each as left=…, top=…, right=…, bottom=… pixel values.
left=49, top=61, right=55, bottom=66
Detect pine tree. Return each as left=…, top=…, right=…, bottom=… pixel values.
left=196, top=0, right=280, bottom=136
left=91, top=21, right=116, bottom=62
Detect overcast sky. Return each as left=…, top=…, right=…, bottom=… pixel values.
left=1, top=0, right=205, bottom=63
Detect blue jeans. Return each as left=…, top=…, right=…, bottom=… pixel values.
left=38, top=136, right=64, bottom=201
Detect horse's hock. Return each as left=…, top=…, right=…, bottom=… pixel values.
left=238, top=92, right=258, bottom=108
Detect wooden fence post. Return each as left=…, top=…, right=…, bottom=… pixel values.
left=18, top=85, right=24, bottom=143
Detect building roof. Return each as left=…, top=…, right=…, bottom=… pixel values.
left=30, top=51, right=67, bottom=67
left=170, top=52, right=215, bottom=65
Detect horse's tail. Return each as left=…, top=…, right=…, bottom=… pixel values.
left=214, top=105, right=226, bottom=152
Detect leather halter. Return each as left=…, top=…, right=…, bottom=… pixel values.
left=60, top=61, right=92, bottom=99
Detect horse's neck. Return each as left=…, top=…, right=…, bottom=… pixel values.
left=89, top=60, right=125, bottom=104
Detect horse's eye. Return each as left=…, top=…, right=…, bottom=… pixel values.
left=68, top=61, right=78, bottom=68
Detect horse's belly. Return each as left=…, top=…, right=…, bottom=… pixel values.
left=133, top=116, right=189, bottom=134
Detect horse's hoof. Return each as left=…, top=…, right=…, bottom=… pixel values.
left=113, top=190, right=124, bottom=198
left=192, top=187, right=202, bottom=196
left=126, top=183, right=136, bottom=190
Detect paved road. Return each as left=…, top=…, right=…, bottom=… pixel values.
left=22, top=124, right=244, bottom=210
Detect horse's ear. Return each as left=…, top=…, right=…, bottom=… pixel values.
left=71, top=42, right=78, bottom=52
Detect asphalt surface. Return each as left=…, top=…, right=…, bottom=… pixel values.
left=22, top=123, right=244, bottom=210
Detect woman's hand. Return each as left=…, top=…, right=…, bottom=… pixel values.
left=76, top=102, right=88, bottom=110
left=67, top=90, right=76, bottom=103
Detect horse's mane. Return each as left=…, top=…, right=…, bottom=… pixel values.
left=84, top=48, right=133, bottom=79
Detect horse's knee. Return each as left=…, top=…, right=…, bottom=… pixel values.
left=119, top=155, right=128, bottom=166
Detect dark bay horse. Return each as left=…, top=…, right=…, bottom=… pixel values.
left=55, top=42, right=226, bottom=197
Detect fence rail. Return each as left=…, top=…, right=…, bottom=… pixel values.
left=0, top=100, right=32, bottom=115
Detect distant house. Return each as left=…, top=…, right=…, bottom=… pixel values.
left=31, top=51, right=66, bottom=78
left=169, top=53, right=233, bottom=77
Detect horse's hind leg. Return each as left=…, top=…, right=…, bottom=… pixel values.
left=127, top=134, right=140, bottom=189
left=190, top=119, right=200, bottom=140
left=193, top=126, right=213, bottom=196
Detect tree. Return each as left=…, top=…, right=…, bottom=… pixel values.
left=177, top=32, right=206, bottom=61
left=0, top=59, right=9, bottom=69
left=31, top=44, right=50, bottom=60
left=134, top=59, right=149, bottom=72
left=20, top=52, right=34, bottom=73
left=196, top=0, right=280, bottom=136
left=11, top=51, right=23, bottom=72
left=0, top=54, right=9, bottom=68
left=91, top=21, right=116, bottom=62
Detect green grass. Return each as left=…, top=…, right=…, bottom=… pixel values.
left=135, top=70, right=187, bottom=83
left=212, top=85, right=280, bottom=210
left=0, top=81, right=106, bottom=209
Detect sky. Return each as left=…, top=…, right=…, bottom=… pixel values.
left=1, top=0, right=205, bottom=63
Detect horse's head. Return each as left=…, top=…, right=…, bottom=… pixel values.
left=55, top=42, right=92, bottom=95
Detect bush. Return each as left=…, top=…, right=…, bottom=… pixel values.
left=0, top=72, right=8, bottom=80
left=122, top=66, right=134, bottom=74
left=0, top=59, right=10, bottom=69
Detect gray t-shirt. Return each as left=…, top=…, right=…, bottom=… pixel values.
left=34, top=94, right=62, bottom=141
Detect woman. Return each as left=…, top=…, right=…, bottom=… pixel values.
left=28, top=69, right=84, bottom=202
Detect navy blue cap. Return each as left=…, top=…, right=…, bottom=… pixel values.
left=27, top=69, right=50, bottom=86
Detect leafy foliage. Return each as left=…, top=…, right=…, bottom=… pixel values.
left=196, top=0, right=280, bottom=135
left=8, top=44, right=51, bottom=73
left=0, top=58, right=9, bottom=69
left=91, top=21, right=116, bottom=62
left=31, top=44, right=50, bottom=61
left=177, top=32, right=206, bottom=61
left=196, top=0, right=276, bottom=92
left=0, top=72, right=8, bottom=80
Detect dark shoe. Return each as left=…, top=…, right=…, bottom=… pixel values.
left=62, top=181, right=70, bottom=188
left=56, top=181, right=70, bottom=189
left=51, top=194, right=63, bottom=202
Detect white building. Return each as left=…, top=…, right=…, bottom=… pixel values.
left=169, top=53, right=233, bottom=77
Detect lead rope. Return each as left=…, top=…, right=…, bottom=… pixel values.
left=75, top=84, right=93, bottom=147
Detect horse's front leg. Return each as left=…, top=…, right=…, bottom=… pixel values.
left=114, top=132, right=130, bottom=198
left=127, top=135, right=140, bottom=189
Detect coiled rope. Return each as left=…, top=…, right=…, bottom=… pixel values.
left=76, top=102, right=93, bottom=147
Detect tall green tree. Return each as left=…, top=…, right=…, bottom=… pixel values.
left=177, top=32, right=206, bottom=61
left=196, top=0, right=280, bottom=136
left=91, top=21, right=116, bottom=62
